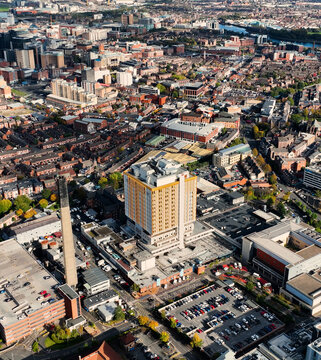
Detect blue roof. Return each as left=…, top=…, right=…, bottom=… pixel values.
left=219, top=143, right=250, bottom=155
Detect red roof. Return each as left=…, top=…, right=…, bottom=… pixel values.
left=81, top=341, right=122, bottom=360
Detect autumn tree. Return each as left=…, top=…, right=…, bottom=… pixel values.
left=50, top=193, right=57, bottom=202
left=98, top=177, right=108, bottom=189
left=148, top=320, right=159, bottom=331
left=138, top=315, right=150, bottom=326
left=269, top=174, right=277, bottom=185
left=252, top=148, right=258, bottom=157
left=263, top=164, right=272, bottom=173
left=190, top=333, right=203, bottom=348
left=39, top=199, right=48, bottom=209
left=160, top=331, right=170, bottom=343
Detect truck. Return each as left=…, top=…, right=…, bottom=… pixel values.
left=97, top=259, right=105, bottom=267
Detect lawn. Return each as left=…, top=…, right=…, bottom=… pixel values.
left=0, top=7, right=9, bottom=12
left=12, top=88, right=28, bottom=97
left=44, top=336, right=83, bottom=350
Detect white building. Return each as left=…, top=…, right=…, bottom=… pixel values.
left=116, top=71, right=133, bottom=86
left=303, top=166, right=321, bottom=190
left=82, top=267, right=110, bottom=296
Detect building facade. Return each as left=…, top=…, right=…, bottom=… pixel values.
left=124, top=155, right=197, bottom=254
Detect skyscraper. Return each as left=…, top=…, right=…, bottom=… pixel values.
left=124, top=154, right=197, bottom=255
left=58, top=176, right=78, bottom=288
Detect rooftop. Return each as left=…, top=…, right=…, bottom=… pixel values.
left=0, top=239, right=60, bottom=327
left=82, top=267, right=110, bottom=287
left=287, top=273, right=321, bottom=298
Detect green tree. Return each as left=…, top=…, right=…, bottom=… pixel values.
left=246, top=281, right=255, bottom=292
left=113, top=306, right=125, bottom=321
left=14, top=195, right=32, bottom=213
left=190, top=333, right=203, bottom=348
left=160, top=331, right=170, bottom=343
left=269, top=174, right=277, bottom=185
left=160, top=310, right=166, bottom=320
left=98, top=177, right=108, bottom=189
left=315, top=190, right=321, bottom=198
left=156, top=83, right=166, bottom=94
left=42, top=189, right=52, bottom=199
left=39, top=199, right=48, bottom=209
left=170, top=317, right=177, bottom=328
left=172, top=90, right=179, bottom=98
left=109, top=172, right=123, bottom=190
left=0, top=199, right=12, bottom=215
left=277, top=202, right=287, bottom=218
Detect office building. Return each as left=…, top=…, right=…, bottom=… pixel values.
left=124, top=153, right=197, bottom=253
left=121, top=13, right=134, bottom=26
left=15, top=49, right=35, bottom=69
left=117, top=71, right=133, bottom=86
left=0, top=239, right=66, bottom=344
left=303, top=166, right=321, bottom=190
left=213, top=143, right=251, bottom=168
left=41, top=51, right=65, bottom=69
left=58, top=176, right=78, bottom=288
left=58, top=284, right=82, bottom=320
left=306, top=336, right=321, bottom=360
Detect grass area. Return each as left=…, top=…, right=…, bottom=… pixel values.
left=12, top=88, right=28, bottom=97
left=0, top=7, right=9, bottom=12
left=44, top=336, right=83, bottom=350
left=44, top=336, right=55, bottom=348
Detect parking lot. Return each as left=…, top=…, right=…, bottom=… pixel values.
left=159, top=280, right=283, bottom=356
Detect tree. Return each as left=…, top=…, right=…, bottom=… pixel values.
left=170, top=317, right=177, bottom=328
left=138, top=315, right=150, bottom=326
left=39, top=199, right=48, bottom=209
left=42, top=189, right=52, bottom=199
left=190, top=333, right=203, bottom=348
left=98, top=177, right=108, bottom=189
left=24, top=209, right=36, bottom=219
left=160, top=310, right=166, bottom=320
left=267, top=196, right=276, bottom=208
left=256, top=155, right=266, bottom=167
left=156, top=83, right=166, bottom=94
left=315, top=190, right=321, bottom=198
left=269, top=174, right=277, bottom=185
left=14, top=195, right=32, bottom=213
left=277, top=202, right=287, bottom=218
left=131, top=283, right=140, bottom=292
left=283, top=192, right=290, bottom=202
left=50, top=193, right=57, bottom=202
left=160, top=331, right=170, bottom=343
left=246, top=281, right=255, bottom=292
left=0, top=199, right=12, bottom=215
left=113, top=306, right=125, bottom=321
left=148, top=320, right=159, bottom=331
left=263, top=164, right=272, bottom=173
left=109, top=172, right=123, bottom=190
left=252, top=148, right=258, bottom=157
left=172, top=90, right=179, bottom=98
left=16, top=209, right=23, bottom=216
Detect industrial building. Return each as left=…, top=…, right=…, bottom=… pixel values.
left=82, top=268, right=110, bottom=296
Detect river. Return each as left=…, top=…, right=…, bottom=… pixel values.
left=220, top=24, right=319, bottom=48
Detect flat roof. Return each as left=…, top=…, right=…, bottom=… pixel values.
left=0, top=239, right=60, bottom=327
left=59, top=284, right=79, bottom=300
left=83, top=289, right=118, bottom=309
left=287, top=273, right=321, bottom=298
left=82, top=267, right=109, bottom=287
left=296, top=245, right=321, bottom=260
left=10, top=214, right=60, bottom=235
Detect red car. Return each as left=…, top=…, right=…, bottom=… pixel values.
left=44, top=293, right=51, bottom=298
left=40, top=290, right=47, bottom=295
